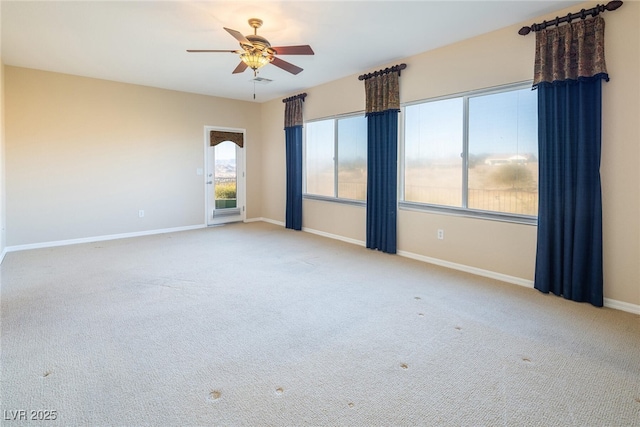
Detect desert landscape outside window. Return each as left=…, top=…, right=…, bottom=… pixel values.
left=403, top=83, right=538, bottom=218
left=305, top=115, right=367, bottom=202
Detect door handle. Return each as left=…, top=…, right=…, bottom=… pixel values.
left=206, top=181, right=212, bottom=184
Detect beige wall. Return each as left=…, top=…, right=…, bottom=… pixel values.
left=0, top=5, right=3, bottom=260
left=258, top=98, right=285, bottom=222
left=4, top=67, right=262, bottom=246
left=260, top=1, right=640, bottom=307
left=1, top=59, right=6, bottom=257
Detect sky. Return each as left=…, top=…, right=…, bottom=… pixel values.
left=306, top=86, right=538, bottom=171
left=405, top=86, right=538, bottom=161
left=214, top=140, right=237, bottom=161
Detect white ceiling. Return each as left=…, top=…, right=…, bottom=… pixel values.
left=1, top=1, right=581, bottom=103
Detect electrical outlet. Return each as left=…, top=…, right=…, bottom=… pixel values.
left=139, top=210, right=145, bottom=218
left=437, top=229, right=444, bottom=240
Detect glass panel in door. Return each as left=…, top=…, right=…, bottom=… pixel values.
left=214, top=140, right=237, bottom=210
left=207, top=139, right=243, bottom=225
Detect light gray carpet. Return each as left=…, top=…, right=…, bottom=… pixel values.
left=1, top=221, right=639, bottom=426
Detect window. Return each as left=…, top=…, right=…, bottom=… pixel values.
left=402, top=83, right=538, bottom=220
left=305, top=115, right=367, bottom=202
left=305, top=120, right=335, bottom=197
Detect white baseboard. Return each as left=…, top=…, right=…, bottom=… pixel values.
left=0, top=248, right=7, bottom=265
left=302, top=227, right=366, bottom=247
left=397, top=249, right=535, bottom=289
left=4, top=224, right=207, bottom=253
left=299, top=225, right=531, bottom=287
left=298, top=224, right=639, bottom=315
left=603, top=298, right=640, bottom=315
left=245, top=217, right=285, bottom=227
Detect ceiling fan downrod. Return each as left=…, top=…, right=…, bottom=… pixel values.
left=248, top=18, right=263, bottom=34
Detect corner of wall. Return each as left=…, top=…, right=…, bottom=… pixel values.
left=0, top=55, right=7, bottom=262
left=258, top=98, right=287, bottom=223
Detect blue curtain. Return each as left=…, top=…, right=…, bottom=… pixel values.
left=366, top=110, right=398, bottom=254
left=534, top=78, right=604, bottom=306
left=285, top=125, right=303, bottom=231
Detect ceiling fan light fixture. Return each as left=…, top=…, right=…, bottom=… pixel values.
left=240, top=51, right=271, bottom=71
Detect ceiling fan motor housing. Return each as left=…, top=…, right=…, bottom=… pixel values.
left=245, top=35, right=271, bottom=52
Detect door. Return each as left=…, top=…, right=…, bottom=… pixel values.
left=206, top=129, right=245, bottom=225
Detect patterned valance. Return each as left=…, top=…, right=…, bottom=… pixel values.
left=364, top=71, right=400, bottom=114
left=210, top=131, right=243, bottom=148
left=534, top=16, right=609, bottom=87
left=283, top=94, right=306, bottom=128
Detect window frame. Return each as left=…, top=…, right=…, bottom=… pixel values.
left=399, top=81, right=538, bottom=225
left=303, top=112, right=368, bottom=207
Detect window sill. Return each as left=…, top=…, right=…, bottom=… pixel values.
left=300, top=196, right=536, bottom=225
left=398, top=201, right=537, bottom=226
left=303, top=194, right=366, bottom=208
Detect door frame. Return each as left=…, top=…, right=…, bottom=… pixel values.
left=203, top=125, right=247, bottom=225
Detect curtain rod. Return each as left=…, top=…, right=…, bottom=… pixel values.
left=518, top=1, right=623, bottom=35
left=358, top=63, right=407, bottom=81
left=282, top=93, right=307, bottom=103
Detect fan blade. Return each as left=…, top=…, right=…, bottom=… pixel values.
left=232, top=61, right=248, bottom=74
left=224, top=27, right=251, bottom=46
left=186, top=50, right=237, bottom=53
left=271, top=45, right=314, bottom=55
left=271, top=57, right=303, bottom=75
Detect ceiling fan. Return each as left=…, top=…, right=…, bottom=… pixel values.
left=187, top=18, right=314, bottom=76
